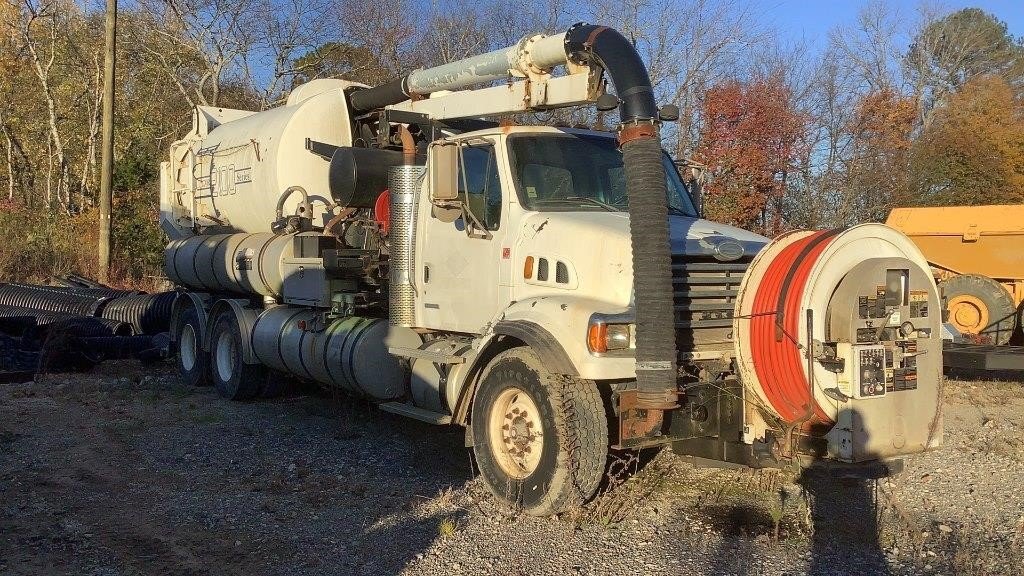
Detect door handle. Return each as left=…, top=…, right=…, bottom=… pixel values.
left=424, top=265, right=430, bottom=283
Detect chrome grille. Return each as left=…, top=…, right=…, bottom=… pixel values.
left=672, top=256, right=749, bottom=348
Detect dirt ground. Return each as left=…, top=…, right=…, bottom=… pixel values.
left=1, top=362, right=1022, bottom=575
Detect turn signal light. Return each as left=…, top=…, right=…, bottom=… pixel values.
left=524, top=256, right=534, bottom=279
left=587, top=323, right=631, bottom=353
left=588, top=323, right=608, bottom=353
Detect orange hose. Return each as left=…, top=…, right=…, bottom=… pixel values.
left=748, top=231, right=837, bottom=425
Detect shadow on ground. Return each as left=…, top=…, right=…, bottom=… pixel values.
left=0, top=364, right=473, bottom=576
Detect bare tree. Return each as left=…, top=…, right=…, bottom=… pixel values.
left=828, top=0, right=906, bottom=93
left=337, top=0, right=419, bottom=84
left=418, top=0, right=490, bottom=66
left=242, top=0, right=337, bottom=109
left=10, top=0, right=74, bottom=210
left=588, top=0, right=763, bottom=158
left=135, top=0, right=258, bottom=107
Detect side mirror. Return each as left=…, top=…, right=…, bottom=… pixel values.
left=429, top=141, right=459, bottom=202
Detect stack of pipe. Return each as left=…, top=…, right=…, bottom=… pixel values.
left=0, top=281, right=175, bottom=337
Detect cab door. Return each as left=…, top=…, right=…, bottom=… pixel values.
left=418, top=140, right=509, bottom=332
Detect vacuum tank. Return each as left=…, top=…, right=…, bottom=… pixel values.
left=159, top=79, right=363, bottom=238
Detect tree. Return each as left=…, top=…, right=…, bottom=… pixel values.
left=589, top=0, right=762, bottom=159
left=290, top=42, right=387, bottom=87
left=907, top=8, right=1024, bottom=126
left=840, top=88, right=918, bottom=222
left=911, top=75, right=1024, bottom=206
left=695, top=74, right=805, bottom=233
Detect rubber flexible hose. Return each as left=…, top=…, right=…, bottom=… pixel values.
left=621, top=137, right=678, bottom=409
left=748, top=231, right=839, bottom=425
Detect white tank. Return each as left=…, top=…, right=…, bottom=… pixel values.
left=160, top=79, right=362, bottom=238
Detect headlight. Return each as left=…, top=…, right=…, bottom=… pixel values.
left=587, top=322, right=632, bottom=353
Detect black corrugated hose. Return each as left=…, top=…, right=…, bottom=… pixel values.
left=0, top=284, right=109, bottom=317
left=0, top=307, right=133, bottom=339
left=98, top=292, right=177, bottom=335
left=565, top=23, right=679, bottom=413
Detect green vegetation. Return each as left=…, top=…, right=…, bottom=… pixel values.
left=1, top=2, right=1022, bottom=282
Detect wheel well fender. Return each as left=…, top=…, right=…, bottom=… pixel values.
left=205, top=298, right=261, bottom=364
left=492, top=320, right=578, bottom=376
left=450, top=322, right=576, bottom=427
left=169, top=292, right=211, bottom=344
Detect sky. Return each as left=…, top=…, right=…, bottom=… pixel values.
left=767, top=0, right=1024, bottom=48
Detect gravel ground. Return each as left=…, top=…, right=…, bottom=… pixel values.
left=2, top=361, right=1022, bottom=575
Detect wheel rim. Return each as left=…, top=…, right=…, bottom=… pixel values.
left=180, top=324, right=197, bottom=372
left=948, top=294, right=989, bottom=334
left=215, top=330, right=236, bottom=383
left=487, top=387, right=544, bottom=479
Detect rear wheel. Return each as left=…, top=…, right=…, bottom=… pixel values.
left=173, top=305, right=208, bottom=387
left=940, top=274, right=1016, bottom=345
left=209, top=311, right=266, bottom=401
left=471, top=348, right=607, bottom=516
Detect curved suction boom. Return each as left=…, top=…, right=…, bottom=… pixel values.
left=351, top=24, right=679, bottom=425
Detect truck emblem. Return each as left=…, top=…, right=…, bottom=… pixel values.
left=713, top=240, right=744, bottom=261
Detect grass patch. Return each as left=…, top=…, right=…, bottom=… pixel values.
left=438, top=516, right=458, bottom=538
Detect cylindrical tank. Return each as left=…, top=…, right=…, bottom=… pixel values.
left=389, top=165, right=423, bottom=327
left=165, top=233, right=294, bottom=297
left=409, top=337, right=472, bottom=413
left=164, top=80, right=361, bottom=235
left=251, top=306, right=421, bottom=400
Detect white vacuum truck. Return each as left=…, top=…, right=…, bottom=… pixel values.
left=161, top=24, right=943, bottom=515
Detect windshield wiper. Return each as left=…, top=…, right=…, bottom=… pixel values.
left=533, top=197, right=619, bottom=212
left=562, top=196, right=621, bottom=212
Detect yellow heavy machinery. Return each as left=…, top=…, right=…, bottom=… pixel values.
left=887, top=205, right=1024, bottom=345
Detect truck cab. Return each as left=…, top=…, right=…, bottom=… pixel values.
left=413, top=126, right=767, bottom=381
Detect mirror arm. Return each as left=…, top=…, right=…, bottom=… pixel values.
left=460, top=203, right=492, bottom=240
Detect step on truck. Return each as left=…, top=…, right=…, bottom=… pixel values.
left=160, top=23, right=943, bottom=515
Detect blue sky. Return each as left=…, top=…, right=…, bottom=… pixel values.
left=767, top=0, right=1023, bottom=46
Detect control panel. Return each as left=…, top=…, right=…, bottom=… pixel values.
left=851, top=345, right=886, bottom=399
left=826, top=259, right=939, bottom=400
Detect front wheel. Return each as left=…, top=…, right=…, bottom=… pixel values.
left=471, top=348, right=608, bottom=516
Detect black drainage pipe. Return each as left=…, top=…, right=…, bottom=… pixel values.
left=99, top=292, right=176, bottom=335
left=0, top=284, right=110, bottom=317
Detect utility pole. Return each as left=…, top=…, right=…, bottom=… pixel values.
left=98, top=0, right=117, bottom=283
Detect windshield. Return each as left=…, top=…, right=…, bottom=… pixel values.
left=506, top=133, right=698, bottom=216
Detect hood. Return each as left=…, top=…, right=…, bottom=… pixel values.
left=522, top=211, right=769, bottom=259
left=515, top=211, right=769, bottom=309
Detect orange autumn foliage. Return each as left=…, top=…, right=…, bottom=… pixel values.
left=912, top=75, right=1024, bottom=205
left=695, top=75, right=806, bottom=234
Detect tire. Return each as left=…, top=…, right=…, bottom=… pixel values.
left=209, top=311, right=266, bottom=401
left=173, top=304, right=209, bottom=387
left=940, top=274, right=1016, bottom=345
left=471, top=347, right=608, bottom=516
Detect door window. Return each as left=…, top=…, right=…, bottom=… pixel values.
left=459, top=145, right=502, bottom=231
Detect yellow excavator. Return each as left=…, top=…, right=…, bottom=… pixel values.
left=887, top=204, right=1024, bottom=345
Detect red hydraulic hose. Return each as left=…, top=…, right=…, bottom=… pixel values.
left=748, top=230, right=838, bottom=425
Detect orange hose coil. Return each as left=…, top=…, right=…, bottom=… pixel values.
left=748, top=230, right=838, bottom=425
